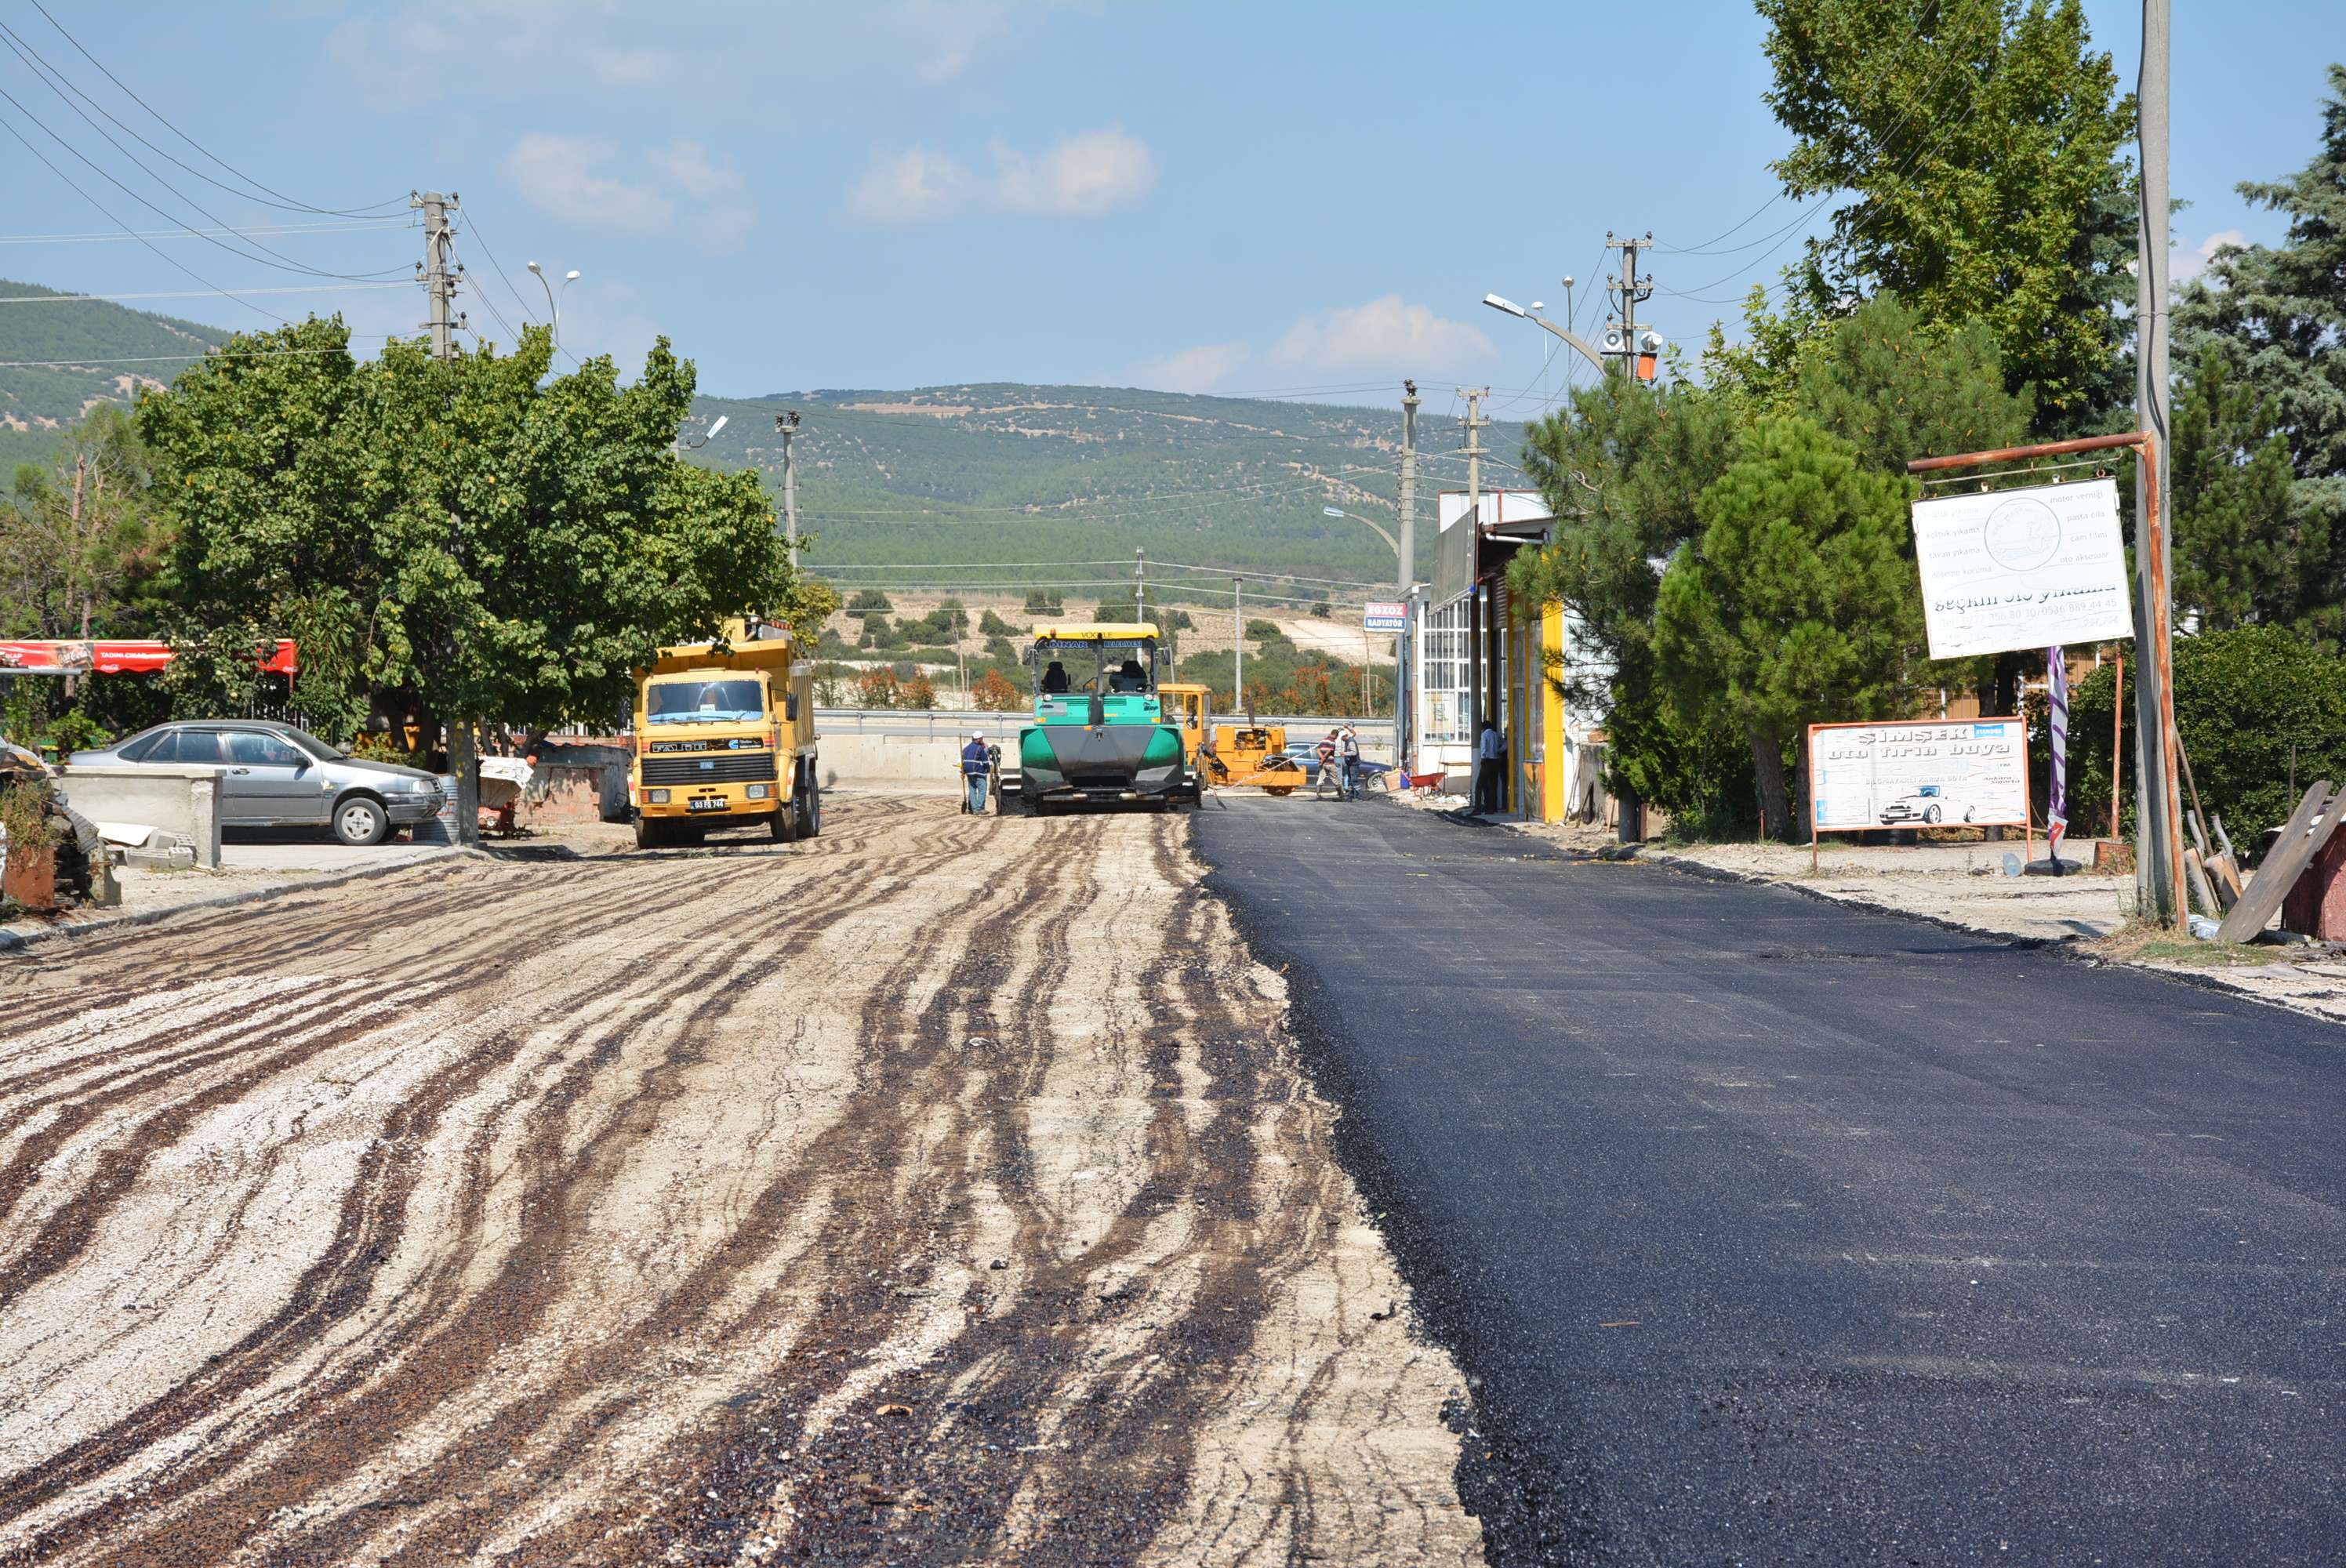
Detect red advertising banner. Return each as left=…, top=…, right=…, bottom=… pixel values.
left=0, top=639, right=297, bottom=678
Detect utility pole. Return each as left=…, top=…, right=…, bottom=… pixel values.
left=1398, top=379, right=1418, bottom=761
left=1460, top=387, right=1490, bottom=811
left=1135, top=548, right=1146, bottom=626
left=2132, top=0, right=2184, bottom=924
left=1607, top=230, right=1654, bottom=379
left=775, top=410, right=801, bottom=568
left=413, top=189, right=481, bottom=846
left=1233, top=578, right=1243, bottom=711
left=1397, top=380, right=1418, bottom=595
left=412, top=191, right=464, bottom=363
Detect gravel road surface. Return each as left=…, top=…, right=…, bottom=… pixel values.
left=0, top=797, right=1478, bottom=1566
left=1195, top=797, right=2346, bottom=1567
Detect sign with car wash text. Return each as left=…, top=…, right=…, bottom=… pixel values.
left=1807, top=718, right=2030, bottom=837
left=1909, top=477, right=2134, bottom=659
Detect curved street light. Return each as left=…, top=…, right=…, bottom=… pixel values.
left=525, top=260, right=580, bottom=354
left=678, top=414, right=729, bottom=452
left=1323, top=505, right=1401, bottom=565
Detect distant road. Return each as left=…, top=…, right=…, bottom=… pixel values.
left=1196, top=797, right=2346, bottom=1566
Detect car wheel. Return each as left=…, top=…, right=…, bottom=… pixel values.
left=1923, top=805, right=1942, bottom=824
left=332, top=795, right=390, bottom=847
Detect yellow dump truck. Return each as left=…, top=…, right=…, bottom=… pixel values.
left=630, top=619, right=819, bottom=848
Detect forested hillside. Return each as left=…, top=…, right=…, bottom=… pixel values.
left=0, top=279, right=226, bottom=473
left=688, top=383, right=1529, bottom=601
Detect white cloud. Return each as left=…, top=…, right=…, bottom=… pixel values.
left=505, top=133, right=674, bottom=230
left=647, top=142, right=754, bottom=253
left=992, top=128, right=1157, bottom=217
left=1269, top=296, right=1496, bottom=374
left=844, top=127, right=1157, bottom=226
left=503, top=135, right=754, bottom=253
left=1126, top=342, right=1253, bottom=395
left=844, top=147, right=979, bottom=227
left=2174, top=229, right=2247, bottom=283
left=1124, top=297, right=1496, bottom=397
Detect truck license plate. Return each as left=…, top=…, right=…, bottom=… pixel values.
left=686, top=797, right=728, bottom=813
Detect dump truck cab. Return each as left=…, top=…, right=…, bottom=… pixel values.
left=1007, top=622, right=1187, bottom=814
left=630, top=619, right=820, bottom=848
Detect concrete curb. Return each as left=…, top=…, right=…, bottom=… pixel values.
left=0, top=847, right=481, bottom=955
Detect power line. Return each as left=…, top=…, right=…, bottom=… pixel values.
left=0, top=219, right=413, bottom=245
left=27, top=0, right=409, bottom=219
left=0, top=281, right=409, bottom=304
left=0, top=348, right=354, bottom=368
left=0, top=72, right=405, bottom=285
left=0, top=101, right=284, bottom=325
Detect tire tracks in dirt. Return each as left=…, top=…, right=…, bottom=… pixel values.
left=0, top=797, right=1478, bottom=1566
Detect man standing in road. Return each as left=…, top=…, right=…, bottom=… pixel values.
left=961, top=731, right=993, bottom=815
left=1474, top=717, right=1505, bottom=815
left=1337, top=724, right=1361, bottom=800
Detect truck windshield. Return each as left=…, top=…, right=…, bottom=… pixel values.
left=646, top=678, right=766, bottom=724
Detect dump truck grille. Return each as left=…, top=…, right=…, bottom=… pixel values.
left=641, top=753, right=779, bottom=786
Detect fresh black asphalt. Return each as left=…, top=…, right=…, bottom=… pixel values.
left=1192, top=796, right=2346, bottom=1567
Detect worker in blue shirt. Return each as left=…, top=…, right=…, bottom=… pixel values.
left=960, top=731, right=993, bottom=815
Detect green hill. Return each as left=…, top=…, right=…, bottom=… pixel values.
left=688, top=384, right=1531, bottom=604
left=0, top=278, right=227, bottom=474
left=0, top=283, right=1538, bottom=605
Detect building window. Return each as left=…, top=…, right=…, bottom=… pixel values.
left=1419, top=596, right=1470, bottom=744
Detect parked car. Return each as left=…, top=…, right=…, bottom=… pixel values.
left=1879, top=785, right=1974, bottom=826
left=69, top=720, right=443, bottom=846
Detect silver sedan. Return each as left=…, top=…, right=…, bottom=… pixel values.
left=71, top=720, right=444, bottom=846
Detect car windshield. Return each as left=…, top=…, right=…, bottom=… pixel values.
left=646, top=677, right=766, bottom=724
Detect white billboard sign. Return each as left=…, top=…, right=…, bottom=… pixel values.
left=1808, top=718, right=2029, bottom=834
left=1363, top=601, right=1407, bottom=632
left=1909, top=477, right=2134, bottom=659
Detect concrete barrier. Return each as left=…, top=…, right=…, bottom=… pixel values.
left=53, top=764, right=223, bottom=868
left=817, top=732, right=964, bottom=794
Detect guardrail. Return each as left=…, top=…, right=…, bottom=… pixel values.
left=814, top=708, right=1399, bottom=752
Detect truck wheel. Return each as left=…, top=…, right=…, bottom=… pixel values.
left=771, top=797, right=798, bottom=843
left=801, top=775, right=822, bottom=838
left=634, top=815, right=669, bottom=850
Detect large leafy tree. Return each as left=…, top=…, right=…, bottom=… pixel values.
left=2172, top=63, right=2346, bottom=652
left=1742, top=0, right=2136, bottom=434
left=142, top=316, right=808, bottom=800
left=1653, top=416, right=1924, bottom=839
left=1506, top=370, right=1749, bottom=824
left=2, top=405, right=162, bottom=642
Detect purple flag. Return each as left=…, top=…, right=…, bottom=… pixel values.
left=2046, top=645, right=2068, bottom=861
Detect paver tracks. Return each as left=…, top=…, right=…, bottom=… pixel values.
left=0, top=798, right=1478, bottom=1566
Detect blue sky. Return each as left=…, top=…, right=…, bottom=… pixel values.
left=2, top=1, right=2335, bottom=415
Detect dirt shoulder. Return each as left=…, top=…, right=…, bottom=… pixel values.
left=0, top=797, right=1479, bottom=1566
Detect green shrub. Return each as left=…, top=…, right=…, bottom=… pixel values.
left=846, top=589, right=893, bottom=612
left=1244, top=619, right=1283, bottom=643
left=0, top=781, right=57, bottom=851
left=979, top=609, right=1018, bottom=637
left=2065, top=626, right=2346, bottom=844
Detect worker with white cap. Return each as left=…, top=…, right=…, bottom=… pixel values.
left=960, top=729, right=993, bottom=815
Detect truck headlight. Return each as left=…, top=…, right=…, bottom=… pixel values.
left=648, top=789, right=670, bottom=804
left=746, top=784, right=771, bottom=800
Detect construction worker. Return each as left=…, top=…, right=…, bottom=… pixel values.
left=1313, top=730, right=1339, bottom=799
left=960, top=731, right=992, bottom=815
left=1474, top=716, right=1505, bottom=815
left=1337, top=724, right=1361, bottom=800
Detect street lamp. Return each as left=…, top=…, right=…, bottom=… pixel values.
left=679, top=414, right=728, bottom=452
left=525, top=260, right=580, bottom=353
left=1323, top=505, right=1402, bottom=568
